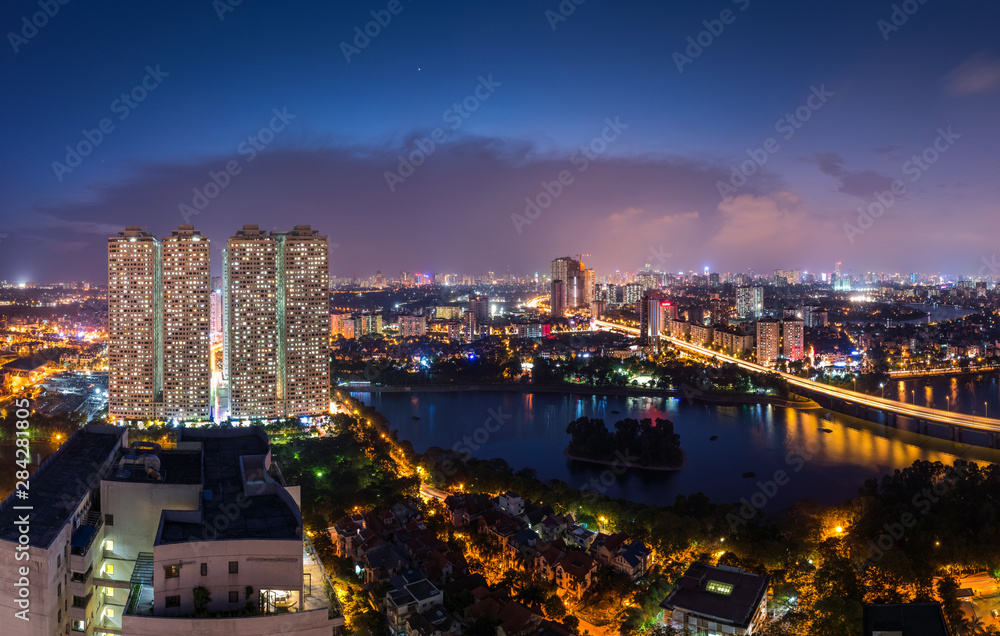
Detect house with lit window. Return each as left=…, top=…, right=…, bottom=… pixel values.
left=659, top=563, right=770, bottom=636
left=554, top=551, right=598, bottom=600
left=612, top=541, right=651, bottom=581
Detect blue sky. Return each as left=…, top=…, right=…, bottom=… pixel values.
left=1, top=0, right=999, bottom=282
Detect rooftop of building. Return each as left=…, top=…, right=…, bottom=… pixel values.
left=157, top=427, right=301, bottom=544
left=387, top=576, right=441, bottom=607
left=861, top=603, right=951, bottom=636
left=2, top=356, right=50, bottom=373
left=659, top=563, right=770, bottom=629
left=107, top=446, right=202, bottom=485
left=0, top=426, right=124, bottom=548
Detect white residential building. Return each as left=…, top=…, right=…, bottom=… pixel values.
left=224, top=225, right=330, bottom=419
left=108, top=227, right=161, bottom=420
left=0, top=425, right=342, bottom=636
left=161, top=226, right=211, bottom=421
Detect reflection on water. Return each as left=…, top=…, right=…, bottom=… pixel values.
left=886, top=374, right=1000, bottom=418
left=353, top=391, right=998, bottom=511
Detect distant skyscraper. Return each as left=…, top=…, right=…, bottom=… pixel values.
left=756, top=318, right=781, bottom=366
left=161, top=225, right=210, bottom=421
left=550, top=256, right=594, bottom=317
left=551, top=279, right=566, bottom=316
left=356, top=313, right=383, bottom=337
left=773, top=269, right=801, bottom=285
left=462, top=309, right=477, bottom=341
left=108, top=226, right=161, bottom=420
left=469, top=294, right=490, bottom=322
left=802, top=304, right=828, bottom=328
left=397, top=314, right=427, bottom=338
left=623, top=283, right=644, bottom=307
left=210, top=289, right=223, bottom=335
left=590, top=299, right=606, bottom=318
left=550, top=257, right=577, bottom=317
left=639, top=292, right=670, bottom=345
left=224, top=224, right=330, bottom=419
left=583, top=268, right=596, bottom=306
left=708, top=296, right=727, bottom=324
left=737, top=286, right=764, bottom=319
left=782, top=317, right=804, bottom=361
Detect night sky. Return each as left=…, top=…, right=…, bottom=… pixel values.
left=1, top=0, right=999, bottom=283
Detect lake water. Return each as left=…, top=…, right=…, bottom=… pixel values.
left=901, top=303, right=977, bottom=324
left=884, top=373, right=1000, bottom=418
left=351, top=390, right=1000, bottom=512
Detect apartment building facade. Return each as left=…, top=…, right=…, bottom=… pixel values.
left=0, top=425, right=341, bottom=636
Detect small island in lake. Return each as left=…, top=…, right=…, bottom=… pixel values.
left=565, top=415, right=684, bottom=470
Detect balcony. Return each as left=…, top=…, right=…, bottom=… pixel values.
left=69, top=564, right=93, bottom=596
left=69, top=510, right=105, bottom=571
left=71, top=591, right=93, bottom=609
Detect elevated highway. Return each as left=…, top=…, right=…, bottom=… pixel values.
left=593, top=319, right=1000, bottom=444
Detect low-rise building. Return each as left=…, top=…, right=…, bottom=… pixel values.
left=2, top=355, right=53, bottom=392
left=385, top=574, right=444, bottom=634
left=554, top=552, right=597, bottom=600
left=497, top=492, right=525, bottom=516
left=659, top=563, right=769, bottom=636
left=613, top=542, right=652, bottom=581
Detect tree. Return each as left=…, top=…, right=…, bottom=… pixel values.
left=958, top=615, right=986, bottom=636
left=543, top=594, right=566, bottom=619
left=515, top=584, right=547, bottom=607
left=562, top=615, right=580, bottom=632
left=937, top=576, right=963, bottom=632
left=193, top=586, right=211, bottom=615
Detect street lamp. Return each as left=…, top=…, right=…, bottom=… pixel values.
left=986, top=402, right=989, bottom=419
left=945, top=396, right=950, bottom=412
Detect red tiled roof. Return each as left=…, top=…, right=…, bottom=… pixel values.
left=558, top=551, right=596, bottom=580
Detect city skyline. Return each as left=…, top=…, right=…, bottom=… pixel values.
left=3, top=1, right=1000, bottom=283
left=8, top=227, right=1000, bottom=288
left=6, top=2, right=1000, bottom=634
